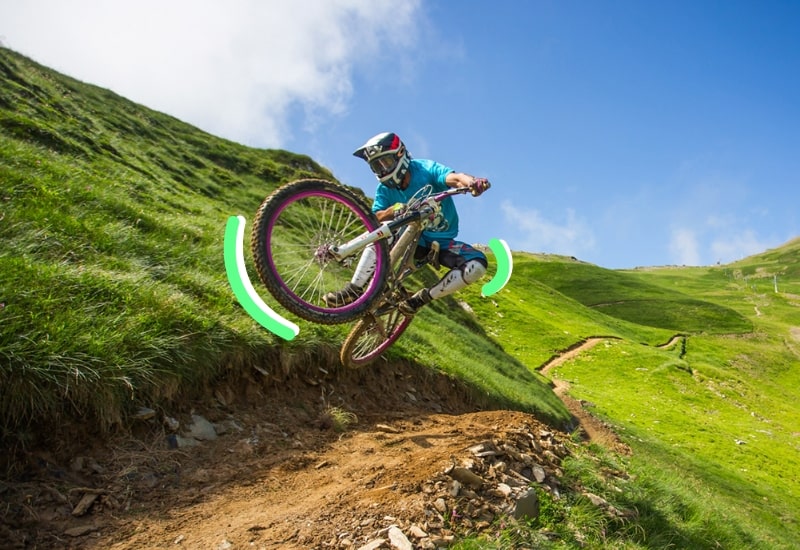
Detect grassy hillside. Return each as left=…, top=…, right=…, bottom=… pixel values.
left=3, top=47, right=799, bottom=548
left=458, top=248, right=799, bottom=548
left=0, top=47, right=340, bottom=435
left=0, top=46, right=570, bottom=438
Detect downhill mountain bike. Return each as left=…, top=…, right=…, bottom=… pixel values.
left=250, top=178, right=480, bottom=368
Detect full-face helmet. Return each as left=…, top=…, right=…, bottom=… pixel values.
left=353, top=132, right=410, bottom=189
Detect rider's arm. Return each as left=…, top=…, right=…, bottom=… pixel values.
left=445, top=172, right=476, bottom=189
left=374, top=202, right=405, bottom=222
left=446, top=172, right=491, bottom=196
left=375, top=206, right=395, bottom=222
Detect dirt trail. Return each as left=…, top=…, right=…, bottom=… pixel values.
left=97, top=410, right=559, bottom=549
left=536, top=335, right=683, bottom=452
left=2, top=340, right=632, bottom=549
left=539, top=338, right=631, bottom=454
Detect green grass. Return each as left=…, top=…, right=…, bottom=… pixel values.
left=0, top=47, right=568, bottom=434
left=0, top=47, right=334, bottom=433
left=3, top=46, right=800, bottom=548
left=531, top=263, right=800, bottom=548
left=442, top=247, right=800, bottom=548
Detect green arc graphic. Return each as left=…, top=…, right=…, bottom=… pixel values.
left=225, top=214, right=509, bottom=336
left=481, top=238, right=513, bottom=297
left=224, top=215, right=299, bottom=341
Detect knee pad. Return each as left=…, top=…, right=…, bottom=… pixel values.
left=462, top=259, right=487, bottom=284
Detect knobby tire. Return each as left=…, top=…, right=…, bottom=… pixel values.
left=340, top=306, right=413, bottom=368
left=250, top=179, right=389, bottom=325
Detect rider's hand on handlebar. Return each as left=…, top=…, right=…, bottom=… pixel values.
left=419, top=197, right=439, bottom=221
left=470, top=177, right=491, bottom=197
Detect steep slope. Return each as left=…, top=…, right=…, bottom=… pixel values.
left=0, top=46, right=337, bottom=437
left=0, top=45, right=567, bottom=444
left=3, top=372, right=578, bottom=549
left=3, top=46, right=799, bottom=548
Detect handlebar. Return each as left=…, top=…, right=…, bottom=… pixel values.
left=381, top=185, right=478, bottom=236
left=397, top=186, right=471, bottom=224
left=328, top=184, right=483, bottom=261
left=418, top=178, right=491, bottom=204
left=430, top=185, right=474, bottom=201
left=406, top=185, right=472, bottom=212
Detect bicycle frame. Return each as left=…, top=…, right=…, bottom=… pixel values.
left=357, top=186, right=471, bottom=316
left=328, top=186, right=469, bottom=262
left=251, top=178, right=481, bottom=330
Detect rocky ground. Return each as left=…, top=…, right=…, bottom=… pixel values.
left=1, top=342, right=627, bottom=549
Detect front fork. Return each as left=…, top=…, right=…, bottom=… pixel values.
left=327, top=213, right=427, bottom=314
left=369, top=221, right=424, bottom=316
left=328, top=222, right=393, bottom=260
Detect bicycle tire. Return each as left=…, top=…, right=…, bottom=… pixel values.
left=250, top=179, right=389, bottom=325
left=340, top=306, right=413, bottom=368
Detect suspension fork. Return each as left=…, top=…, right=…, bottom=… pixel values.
left=390, top=221, right=423, bottom=275
left=328, top=223, right=393, bottom=260
left=355, top=222, right=422, bottom=318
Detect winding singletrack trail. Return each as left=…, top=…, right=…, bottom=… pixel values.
left=539, top=338, right=631, bottom=454
left=538, top=335, right=684, bottom=454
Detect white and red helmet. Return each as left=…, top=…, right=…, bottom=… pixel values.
left=353, top=132, right=411, bottom=189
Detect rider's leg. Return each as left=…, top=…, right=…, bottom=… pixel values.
left=325, top=229, right=415, bottom=307
left=399, top=241, right=487, bottom=315
left=430, top=258, right=487, bottom=299
left=323, top=244, right=378, bottom=306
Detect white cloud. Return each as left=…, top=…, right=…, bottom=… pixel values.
left=0, top=0, right=422, bottom=147
left=501, top=201, right=595, bottom=257
left=711, top=230, right=775, bottom=264
left=669, top=228, right=701, bottom=266
left=669, top=224, right=779, bottom=266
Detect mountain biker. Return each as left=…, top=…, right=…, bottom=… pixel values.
left=323, top=132, right=491, bottom=315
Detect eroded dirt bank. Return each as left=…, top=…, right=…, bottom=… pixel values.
left=2, top=346, right=626, bottom=549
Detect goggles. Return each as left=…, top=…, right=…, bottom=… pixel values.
left=368, top=154, right=399, bottom=178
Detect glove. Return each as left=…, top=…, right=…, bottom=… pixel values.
left=470, top=177, right=491, bottom=197
left=417, top=197, right=440, bottom=222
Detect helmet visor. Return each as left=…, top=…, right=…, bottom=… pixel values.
left=368, top=154, right=399, bottom=178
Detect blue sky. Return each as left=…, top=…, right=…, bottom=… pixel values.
left=2, top=0, right=798, bottom=268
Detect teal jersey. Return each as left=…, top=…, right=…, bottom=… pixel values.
left=372, top=158, right=459, bottom=241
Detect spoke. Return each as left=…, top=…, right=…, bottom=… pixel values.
left=353, top=332, right=380, bottom=359
left=299, top=265, right=331, bottom=305
left=352, top=313, right=400, bottom=360
left=265, top=189, right=377, bottom=312
left=289, top=259, right=325, bottom=300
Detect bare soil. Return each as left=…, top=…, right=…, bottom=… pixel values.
left=2, top=342, right=625, bottom=549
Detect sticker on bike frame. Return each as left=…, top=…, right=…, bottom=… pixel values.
left=481, top=238, right=513, bottom=297
left=224, top=215, right=300, bottom=341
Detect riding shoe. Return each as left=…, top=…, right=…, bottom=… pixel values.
left=398, top=289, right=432, bottom=316
left=323, top=283, right=363, bottom=307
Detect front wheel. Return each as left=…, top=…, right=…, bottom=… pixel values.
left=340, top=304, right=413, bottom=368
left=250, top=179, right=389, bottom=325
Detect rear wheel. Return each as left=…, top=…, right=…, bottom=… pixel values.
left=340, top=301, right=413, bottom=368
left=250, top=179, right=389, bottom=325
